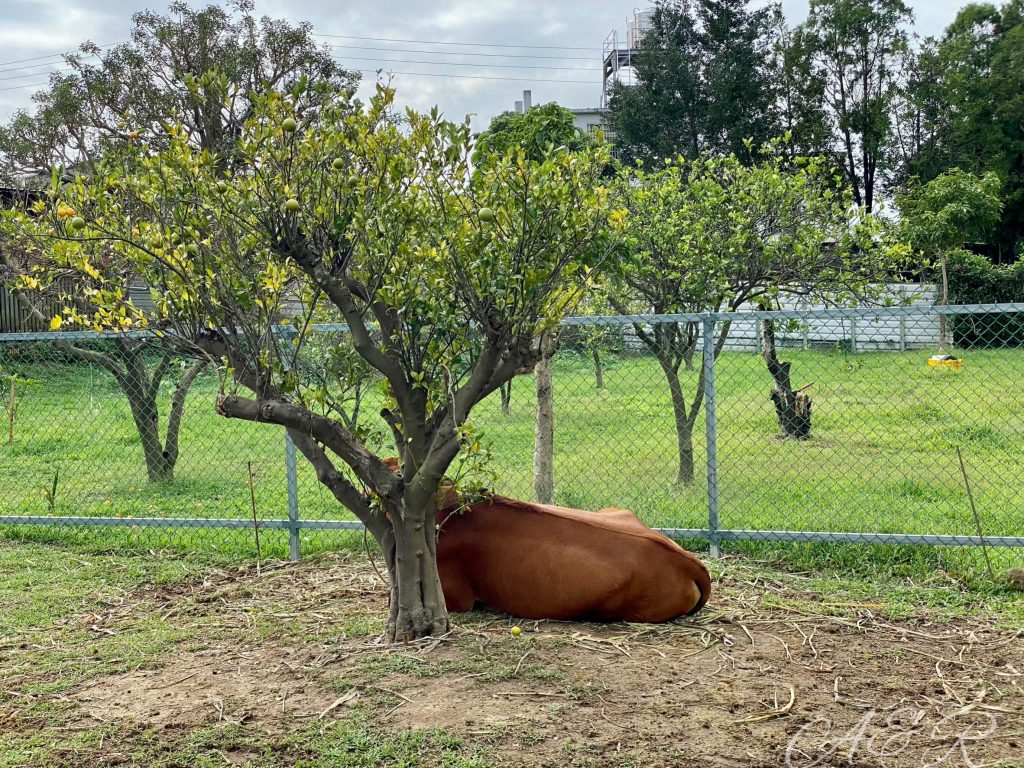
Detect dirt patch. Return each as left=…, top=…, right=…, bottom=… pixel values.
left=379, top=614, right=1024, bottom=767
left=72, top=644, right=339, bottom=728
left=11, top=554, right=1024, bottom=767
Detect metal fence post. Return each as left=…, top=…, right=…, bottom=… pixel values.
left=702, top=317, right=720, bottom=558
left=899, top=315, right=907, bottom=352
left=850, top=318, right=858, bottom=353
left=285, top=432, right=300, bottom=562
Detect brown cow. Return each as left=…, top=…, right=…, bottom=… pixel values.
left=434, top=495, right=711, bottom=622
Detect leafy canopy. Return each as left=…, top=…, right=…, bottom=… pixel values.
left=473, top=103, right=595, bottom=166
left=611, top=145, right=912, bottom=316
left=605, top=0, right=779, bottom=165
left=897, top=169, right=1003, bottom=254
left=11, top=83, right=621, bottom=492
left=0, top=0, right=356, bottom=183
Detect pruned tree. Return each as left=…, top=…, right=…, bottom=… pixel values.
left=7, top=84, right=619, bottom=640
left=610, top=146, right=909, bottom=484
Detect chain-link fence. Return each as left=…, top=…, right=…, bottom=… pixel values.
left=1, top=304, right=1022, bottom=575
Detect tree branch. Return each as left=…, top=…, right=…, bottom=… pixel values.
left=216, top=393, right=399, bottom=496
left=163, top=357, right=206, bottom=466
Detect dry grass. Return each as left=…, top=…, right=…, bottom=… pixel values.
left=2, top=545, right=1022, bottom=767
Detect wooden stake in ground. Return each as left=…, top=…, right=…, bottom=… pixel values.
left=533, top=332, right=557, bottom=504
left=6, top=377, right=14, bottom=446
left=247, top=461, right=262, bottom=576
left=955, top=445, right=994, bottom=581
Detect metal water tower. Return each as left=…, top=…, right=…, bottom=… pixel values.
left=602, top=8, right=654, bottom=106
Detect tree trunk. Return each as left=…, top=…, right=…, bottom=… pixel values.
left=761, top=319, right=812, bottom=439
left=126, top=389, right=175, bottom=482
left=533, top=333, right=556, bottom=504
left=499, top=381, right=512, bottom=415
left=122, top=357, right=205, bottom=482
left=664, top=365, right=698, bottom=486
left=385, top=500, right=450, bottom=642
left=681, top=322, right=699, bottom=371
left=591, top=340, right=604, bottom=390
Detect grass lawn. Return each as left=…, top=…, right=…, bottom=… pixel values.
left=1, top=341, right=1022, bottom=578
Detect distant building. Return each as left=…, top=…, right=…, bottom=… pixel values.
left=499, top=8, right=653, bottom=141
left=569, top=107, right=611, bottom=143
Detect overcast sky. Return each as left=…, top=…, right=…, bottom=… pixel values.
left=0, top=0, right=967, bottom=132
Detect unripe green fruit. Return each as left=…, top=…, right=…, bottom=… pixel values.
left=282, top=117, right=298, bottom=132
left=347, top=174, right=359, bottom=187
left=69, top=216, right=86, bottom=231
left=216, top=181, right=228, bottom=193
left=332, top=157, right=345, bottom=170
left=479, top=207, right=496, bottom=223
left=284, top=198, right=300, bottom=213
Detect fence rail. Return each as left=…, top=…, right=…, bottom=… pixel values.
left=2, top=303, right=1022, bottom=573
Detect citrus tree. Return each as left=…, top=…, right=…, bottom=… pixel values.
left=12, top=83, right=619, bottom=640
left=610, top=147, right=910, bottom=484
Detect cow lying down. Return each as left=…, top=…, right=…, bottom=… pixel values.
left=434, top=495, right=712, bottom=622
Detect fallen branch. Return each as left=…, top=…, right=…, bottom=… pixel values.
left=733, top=686, right=796, bottom=724
left=318, top=689, right=360, bottom=719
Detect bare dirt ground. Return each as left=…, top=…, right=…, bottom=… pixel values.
left=5, top=551, right=1023, bottom=767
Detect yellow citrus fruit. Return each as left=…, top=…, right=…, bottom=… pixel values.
left=511, top=626, right=522, bottom=637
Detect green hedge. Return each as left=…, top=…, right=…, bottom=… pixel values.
left=946, top=249, right=1024, bottom=347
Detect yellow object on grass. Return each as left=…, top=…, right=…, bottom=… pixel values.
left=928, top=355, right=962, bottom=371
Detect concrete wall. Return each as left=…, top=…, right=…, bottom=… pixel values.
left=623, top=284, right=941, bottom=353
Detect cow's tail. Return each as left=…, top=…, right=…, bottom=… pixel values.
left=685, top=562, right=713, bottom=616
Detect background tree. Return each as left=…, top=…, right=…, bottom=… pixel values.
left=0, top=0, right=355, bottom=181
left=610, top=147, right=909, bottom=484
left=771, top=16, right=833, bottom=159
left=798, top=0, right=914, bottom=212
left=473, top=102, right=595, bottom=165
left=1, top=212, right=208, bottom=482
left=899, top=0, right=1024, bottom=259
left=0, top=1, right=355, bottom=482
left=897, top=169, right=1003, bottom=347
left=10, top=84, right=619, bottom=640
left=606, top=0, right=779, bottom=164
